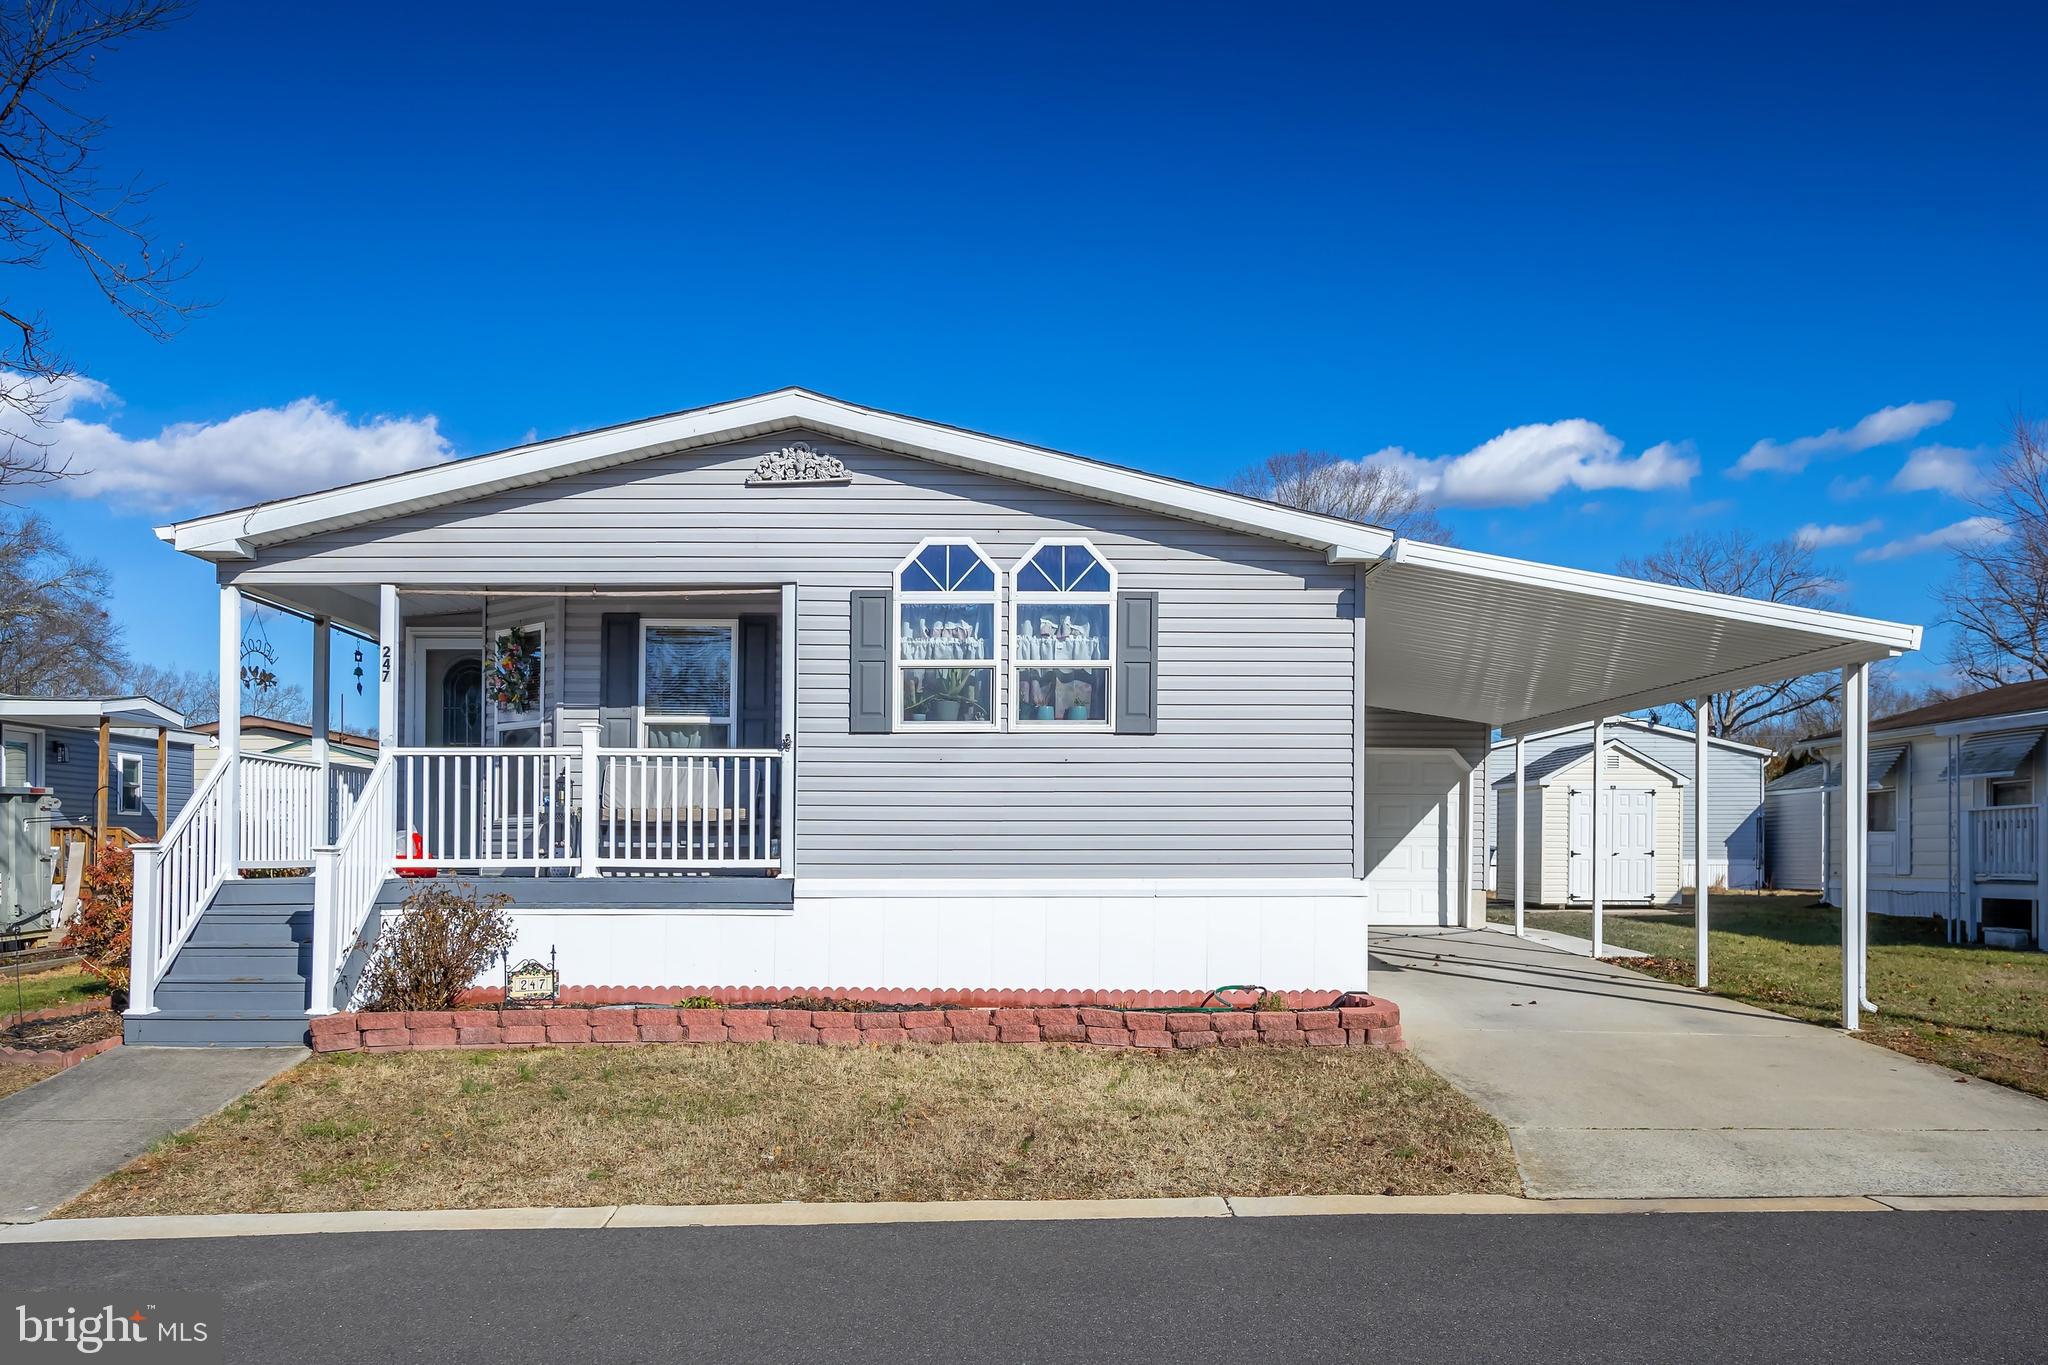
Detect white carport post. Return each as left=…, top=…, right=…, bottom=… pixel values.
left=1694, top=697, right=1711, bottom=987
left=1589, top=716, right=1605, bottom=956
left=1512, top=735, right=1525, bottom=937
left=217, top=583, right=242, bottom=879
left=1839, top=662, right=1870, bottom=1031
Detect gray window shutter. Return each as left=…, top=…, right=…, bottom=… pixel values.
left=1115, top=590, right=1159, bottom=735
left=849, top=590, right=891, bottom=734
left=599, top=612, right=639, bottom=746
left=738, top=615, right=777, bottom=748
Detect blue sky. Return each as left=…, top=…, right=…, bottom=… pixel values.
left=15, top=1, right=2045, bottom=721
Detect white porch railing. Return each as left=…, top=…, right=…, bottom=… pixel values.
left=331, top=765, right=370, bottom=842
left=311, top=755, right=396, bottom=1014
left=390, top=747, right=580, bottom=872
left=1971, top=805, right=2040, bottom=882
left=594, top=747, right=784, bottom=870
left=129, top=752, right=333, bottom=1014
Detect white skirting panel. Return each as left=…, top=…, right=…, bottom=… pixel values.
left=495, top=878, right=1373, bottom=992
left=1680, top=857, right=1762, bottom=891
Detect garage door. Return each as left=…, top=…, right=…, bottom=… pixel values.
left=1365, top=752, right=1463, bottom=925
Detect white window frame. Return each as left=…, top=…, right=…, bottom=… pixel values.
left=1, top=723, right=46, bottom=786
left=638, top=618, right=740, bottom=748
left=1011, top=536, right=1116, bottom=731
left=891, top=538, right=1001, bottom=732
left=488, top=620, right=547, bottom=746
left=118, top=753, right=145, bottom=814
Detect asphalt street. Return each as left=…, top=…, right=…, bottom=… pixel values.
left=4, top=1212, right=2043, bottom=1364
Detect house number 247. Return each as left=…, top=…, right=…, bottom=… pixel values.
left=380, top=645, right=392, bottom=683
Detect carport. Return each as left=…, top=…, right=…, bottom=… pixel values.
left=1359, top=538, right=1922, bottom=1029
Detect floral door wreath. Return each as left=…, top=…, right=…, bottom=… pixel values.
left=488, top=625, right=541, bottom=713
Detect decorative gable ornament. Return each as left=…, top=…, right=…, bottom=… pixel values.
left=746, top=442, right=850, bottom=487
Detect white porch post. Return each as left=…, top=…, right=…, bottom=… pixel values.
left=1512, top=735, right=1525, bottom=937
left=217, top=583, right=242, bottom=878
left=311, top=615, right=332, bottom=843
left=377, top=585, right=401, bottom=747
left=127, top=843, right=159, bottom=1015
left=778, top=583, right=798, bottom=877
left=1694, top=696, right=1711, bottom=988
left=578, top=722, right=602, bottom=878
left=1840, top=663, right=1869, bottom=1030
left=1589, top=716, right=1605, bottom=956
left=308, top=844, right=337, bottom=1016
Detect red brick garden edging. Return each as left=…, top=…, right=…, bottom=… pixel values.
left=310, top=1000, right=1405, bottom=1054
left=0, top=996, right=121, bottom=1070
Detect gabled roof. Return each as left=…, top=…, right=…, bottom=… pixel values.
left=193, top=715, right=380, bottom=750
left=1489, top=715, right=1774, bottom=760
left=1768, top=763, right=1829, bottom=792
left=1492, top=738, right=1689, bottom=788
left=156, top=387, right=1399, bottom=564
left=1870, top=678, right=2048, bottom=732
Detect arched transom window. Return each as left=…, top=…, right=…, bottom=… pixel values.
left=1013, top=539, right=1115, bottom=727
left=894, top=539, right=999, bottom=728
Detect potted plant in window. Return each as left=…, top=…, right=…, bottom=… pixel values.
left=1065, top=676, right=1094, bottom=722
left=928, top=667, right=982, bottom=723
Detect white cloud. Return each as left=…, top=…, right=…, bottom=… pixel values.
left=12, top=373, right=452, bottom=514
left=1827, top=474, right=1874, bottom=500
left=1733, top=400, right=1955, bottom=476
left=1793, top=518, right=1882, bottom=549
left=1855, top=516, right=2008, bottom=562
left=1892, top=444, right=1985, bottom=498
left=1363, top=420, right=1698, bottom=508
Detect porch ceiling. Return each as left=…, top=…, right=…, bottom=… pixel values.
left=1366, top=541, right=1922, bottom=736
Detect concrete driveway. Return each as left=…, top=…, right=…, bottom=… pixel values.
left=1374, top=926, right=2048, bottom=1199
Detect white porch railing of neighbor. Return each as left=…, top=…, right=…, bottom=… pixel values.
left=330, top=765, right=370, bottom=842
left=389, top=746, right=581, bottom=872
left=239, top=754, right=321, bottom=867
left=312, top=755, right=397, bottom=1014
left=1971, top=805, right=2040, bottom=882
left=595, top=748, right=783, bottom=870
left=127, top=758, right=230, bottom=1015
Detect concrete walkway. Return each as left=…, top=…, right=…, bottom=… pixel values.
left=0, top=1045, right=305, bottom=1222
left=1374, top=926, right=2048, bottom=1199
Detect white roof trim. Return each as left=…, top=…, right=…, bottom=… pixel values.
left=1540, top=739, right=1691, bottom=788
left=155, top=388, right=1397, bottom=564
left=1489, top=716, right=1774, bottom=758
left=0, top=695, right=187, bottom=729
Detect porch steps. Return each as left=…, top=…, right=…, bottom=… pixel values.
left=124, top=878, right=315, bottom=1048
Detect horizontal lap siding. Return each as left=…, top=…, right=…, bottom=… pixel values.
left=226, top=431, right=1358, bottom=878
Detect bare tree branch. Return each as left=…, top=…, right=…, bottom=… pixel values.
left=1226, top=449, right=1454, bottom=543
left=1941, top=413, right=2048, bottom=686
left=0, top=0, right=197, bottom=488
left=0, top=508, right=127, bottom=692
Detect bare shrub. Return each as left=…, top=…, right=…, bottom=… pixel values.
left=358, top=882, right=514, bottom=1013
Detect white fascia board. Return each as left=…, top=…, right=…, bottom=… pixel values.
left=0, top=696, right=187, bottom=729
left=1385, top=538, right=1923, bottom=653
left=1932, top=707, right=2048, bottom=738
left=157, top=389, right=1396, bottom=565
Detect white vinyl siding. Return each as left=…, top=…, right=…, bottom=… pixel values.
left=226, top=431, right=1362, bottom=879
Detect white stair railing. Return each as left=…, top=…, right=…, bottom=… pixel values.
left=310, top=754, right=396, bottom=1015
left=127, top=759, right=231, bottom=1016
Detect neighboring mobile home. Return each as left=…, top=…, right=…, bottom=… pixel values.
left=1763, top=763, right=1829, bottom=891
left=191, top=715, right=378, bottom=783
left=127, top=389, right=1922, bottom=1044
left=1483, top=717, right=1769, bottom=896
left=1809, top=679, right=2048, bottom=950
left=0, top=695, right=198, bottom=841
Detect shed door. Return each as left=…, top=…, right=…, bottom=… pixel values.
left=1568, top=786, right=1657, bottom=903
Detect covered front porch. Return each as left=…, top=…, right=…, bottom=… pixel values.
left=127, top=580, right=797, bottom=1021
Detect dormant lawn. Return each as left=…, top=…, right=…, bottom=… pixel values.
left=61, top=1041, right=1519, bottom=1216
left=1492, top=891, right=2048, bottom=1099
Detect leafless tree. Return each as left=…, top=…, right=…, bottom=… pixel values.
left=0, top=1, right=197, bottom=487
left=1942, top=414, right=2048, bottom=686
left=124, top=661, right=212, bottom=719
left=1619, top=530, right=1840, bottom=739
left=1227, top=450, right=1453, bottom=543
left=0, top=509, right=126, bottom=692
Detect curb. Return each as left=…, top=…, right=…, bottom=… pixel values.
left=7, top=1193, right=2045, bottom=1243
